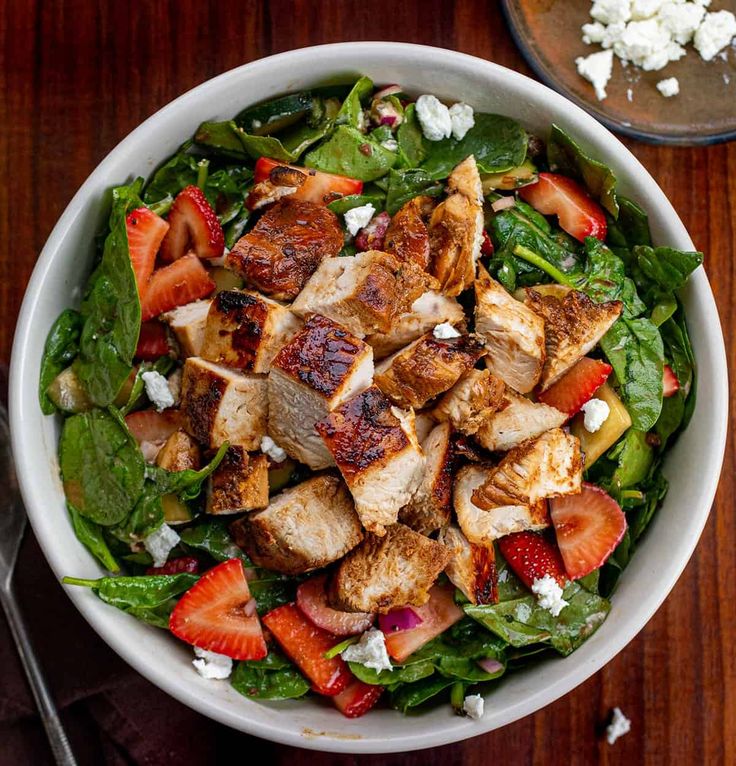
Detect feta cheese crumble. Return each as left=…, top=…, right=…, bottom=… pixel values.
left=462, top=694, right=485, bottom=720
left=192, top=647, right=233, bottom=680
left=659, top=1, right=705, bottom=44
left=581, top=397, right=611, bottom=433
left=576, top=49, right=615, bottom=99
left=591, top=0, right=632, bottom=25
left=143, top=523, right=180, bottom=568
left=260, top=435, right=287, bottom=463
left=433, top=322, right=462, bottom=339
left=693, top=10, right=736, bottom=60
left=531, top=575, right=569, bottom=617
left=606, top=706, right=632, bottom=744
left=344, top=204, right=375, bottom=236
left=415, top=95, right=453, bottom=141
left=141, top=370, right=174, bottom=412
left=657, top=76, right=681, bottom=96
left=341, top=629, right=393, bottom=673
left=448, top=102, right=475, bottom=140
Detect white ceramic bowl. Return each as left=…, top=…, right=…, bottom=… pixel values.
left=10, top=43, right=728, bottom=753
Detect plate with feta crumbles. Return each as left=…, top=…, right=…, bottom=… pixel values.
left=10, top=43, right=727, bottom=752
left=502, top=0, right=736, bottom=145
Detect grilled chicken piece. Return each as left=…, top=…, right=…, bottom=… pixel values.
left=374, top=332, right=486, bottom=409
left=438, top=524, right=497, bottom=605
left=433, top=368, right=506, bottom=435
left=227, top=198, right=343, bottom=300
left=291, top=250, right=437, bottom=338
left=155, top=429, right=201, bottom=472
left=453, top=464, right=549, bottom=545
left=268, top=314, right=373, bottom=470
left=428, top=156, right=484, bottom=296
left=231, top=474, right=363, bottom=575
left=206, top=447, right=269, bottom=514
left=399, top=422, right=453, bottom=535
left=366, top=291, right=465, bottom=360
left=414, top=412, right=436, bottom=443
left=161, top=300, right=212, bottom=358
left=329, top=523, right=451, bottom=613
left=316, top=386, right=425, bottom=535
left=384, top=195, right=435, bottom=270
left=247, top=164, right=308, bottom=211
left=474, top=266, right=546, bottom=394
left=180, top=357, right=268, bottom=450
left=200, top=289, right=301, bottom=373
left=525, top=288, right=623, bottom=391
left=474, top=389, right=566, bottom=452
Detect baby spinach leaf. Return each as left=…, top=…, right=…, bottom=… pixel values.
left=582, top=238, right=645, bottom=318
left=248, top=572, right=295, bottom=615
left=629, top=470, right=669, bottom=542
left=180, top=520, right=250, bottom=564
left=327, top=191, right=387, bottom=215
left=390, top=676, right=455, bottom=713
left=396, top=104, right=428, bottom=168
left=143, top=145, right=199, bottom=204
left=335, top=76, right=373, bottom=128
left=384, top=169, right=444, bottom=215
left=39, top=309, right=83, bottom=415
left=146, top=442, right=229, bottom=500
left=203, top=167, right=252, bottom=226
left=108, top=482, right=165, bottom=545
left=348, top=660, right=435, bottom=687
left=634, top=246, right=703, bottom=292
left=194, top=121, right=253, bottom=160
left=304, top=125, right=398, bottom=181
left=68, top=503, right=120, bottom=572
left=231, top=651, right=310, bottom=700
left=120, top=357, right=174, bottom=416
left=609, top=429, right=654, bottom=489
left=608, top=196, right=652, bottom=248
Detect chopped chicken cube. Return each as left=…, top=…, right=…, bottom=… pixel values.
left=433, top=368, right=506, bottom=435
left=384, top=195, right=436, bottom=270
left=155, top=429, right=201, bottom=472
left=161, top=300, right=212, bottom=358
left=206, top=447, right=269, bottom=514
left=438, top=524, right=497, bottom=605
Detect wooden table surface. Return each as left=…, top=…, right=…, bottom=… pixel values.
left=2, top=1, right=733, bottom=763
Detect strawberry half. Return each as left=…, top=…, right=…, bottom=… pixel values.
left=135, top=321, right=171, bottom=361
left=140, top=254, right=216, bottom=321
left=663, top=364, right=680, bottom=397
left=126, top=207, right=169, bottom=296
left=296, top=575, right=374, bottom=636
left=262, top=603, right=351, bottom=696
left=497, top=531, right=567, bottom=589
left=550, top=483, right=627, bottom=580
left=160, top=185, right=225, bottom=262
left=333, top=679, right=384, bottom=718
left=519, top=172, right=607, bottom=242
left=146, top=556, right=200, bottom=576
left=537, top=357, right=613, bottom=416
left=169, top=559, right=267, bottom=660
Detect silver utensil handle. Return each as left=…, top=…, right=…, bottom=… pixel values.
left=0, top=586, right=77, bottom=766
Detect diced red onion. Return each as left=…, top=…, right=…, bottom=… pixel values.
left=374, top=84, right=403, bottom=100
left=379, top=606, right=424, bottom=633
left=355, top=211, right=391, bottom=252
left=379, top=114, right=397, bottom=126
left=477, top=658, right=504, bottom=674
left=491, top=196, right=516, bottom=212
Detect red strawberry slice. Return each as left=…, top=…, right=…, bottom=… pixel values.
left=262, top=603, right=351, bottom=696
left=537, top=357, right=613, bottom=416
left=550, top=482, right=627, bottom=580
left=141, top=254, right=216, bottom=321
left=663, top=364, right=680, bottom=397
left=146, top=556, right=200, bottom=576
left=497, top=531, right=567, bottom=590
left=169, top=559, right=267, bottom=660
left=126, top=207, right=169, bottom=296
left=333, top=679, right=384, bottom=718
left=135, top=321, right=171, bottom=361
left=296, top=575, right=374, bottom=636
left=519, top=172, right=607, bottom=242
left=124, top=409, right=181, bottom=445
left=160, top=185, right=225, bottom=262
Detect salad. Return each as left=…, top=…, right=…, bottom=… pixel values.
left=41, top=76, right=702, bottom=720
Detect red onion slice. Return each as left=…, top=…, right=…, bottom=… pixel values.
left=491, top=196, right=516, bottom=212
left=296, top=575, right=374, bottom=636
left=379, top=114, right=397, bottom=126
left=477, top=658, right=504, bottom=674
left=378, top=606, right=424, bottom=634
left=374, top=84, right=403, bottom=101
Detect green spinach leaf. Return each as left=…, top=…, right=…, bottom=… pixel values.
left=304, top=125, right=398, bottom=181
left=39, top=309, right=84, bottom=415
left=143, top=145, right=199, bottom=204
left=390, top=676, right=456, bottom=713
left=384, top=169, right=444, bottom=215
left=335, top=76, right=373, bottom=127
left=68, top=503, right=120, bottom=572
left=231, top=651, right=310, bottom=700
left=180, top=520, right=250, bottom=563
left=396, top=104, right=428, bottom=168
left=146, top=442, right=229, bottom=500
left=634, top=246, right=703, bottom=292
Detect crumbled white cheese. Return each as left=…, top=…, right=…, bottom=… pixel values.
left=514, top=602, right=533, bottom=622
left=415, top=94, right=453, bottom=141
left=659, top=1, right=705, bottom=44
left=433, top=322, right=462, bottom=339
left=576, top=49, right=615, bottom=99
left=344, top=204, right=376, bottom=236
left=631, top=0, right=666, bottom=19
left=581, top=397, right=611, bottom=432
left=341, top=629, right=393, bottom=673
left=657, top=76, right=681, bottom=96
left=694, top=10, right=736, bottom=61
left=448, top=102, right=475, bottom=140
left=141, top=370, right=175, bottom=412
left=462, top=694, right=485, bottom=720
left=143, top=523, right=180, bottom=568
left=613, top=19, right=685, bottom=70
left=606, top=707, right=632, bottom=744
left=192, top=647, right=233, bottom=680
left=260, top=434, right=287, bottom=463
left=591, top=0, right=632, bottom=25
left=583, top=20, right=626, bottom=47
left=531, top=575, right=569, bottom=617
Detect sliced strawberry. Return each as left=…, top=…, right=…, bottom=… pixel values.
left=550, top=482, right=627, bottom=580
left=663, top=364, right=680, bottom=397
left=333, top=679, right=384, bottom=718
left=140, top=254, right=216, bottom=321
left=160, top=185, right=225, bottom=262
left=146, top=556, right=200, bottom=576
left=537, top=357, right=613, bottom=416
left=126, top=207, right=169, bottom=296
left=519, top=172, right=607, bottom=242
left=384, top=584, right=463, bottom=663
left=169, top=559, right=267, bottom=660
left=262, top=603, right=351, bottom=696
left=296, top=575, right=374, bottom=636
left=135, top=321, right=171, bottom=361
left=481, top=229, right=494, bottom=256
left=497, top=531, right=567, bottom=590
left=124, top=409, right=181, bottom=445
left=355, top=211, right=390, bottom=251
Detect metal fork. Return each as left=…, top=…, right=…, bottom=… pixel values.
left=0, top=403, right=77, bottom=765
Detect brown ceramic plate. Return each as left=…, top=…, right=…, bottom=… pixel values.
left=501, top=0, right=736, bottom=145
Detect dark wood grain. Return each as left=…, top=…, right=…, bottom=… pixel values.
left=1, top=1, right=733, bottom=763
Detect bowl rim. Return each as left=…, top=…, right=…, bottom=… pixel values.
left=9, top=41, right=728, bottom=753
